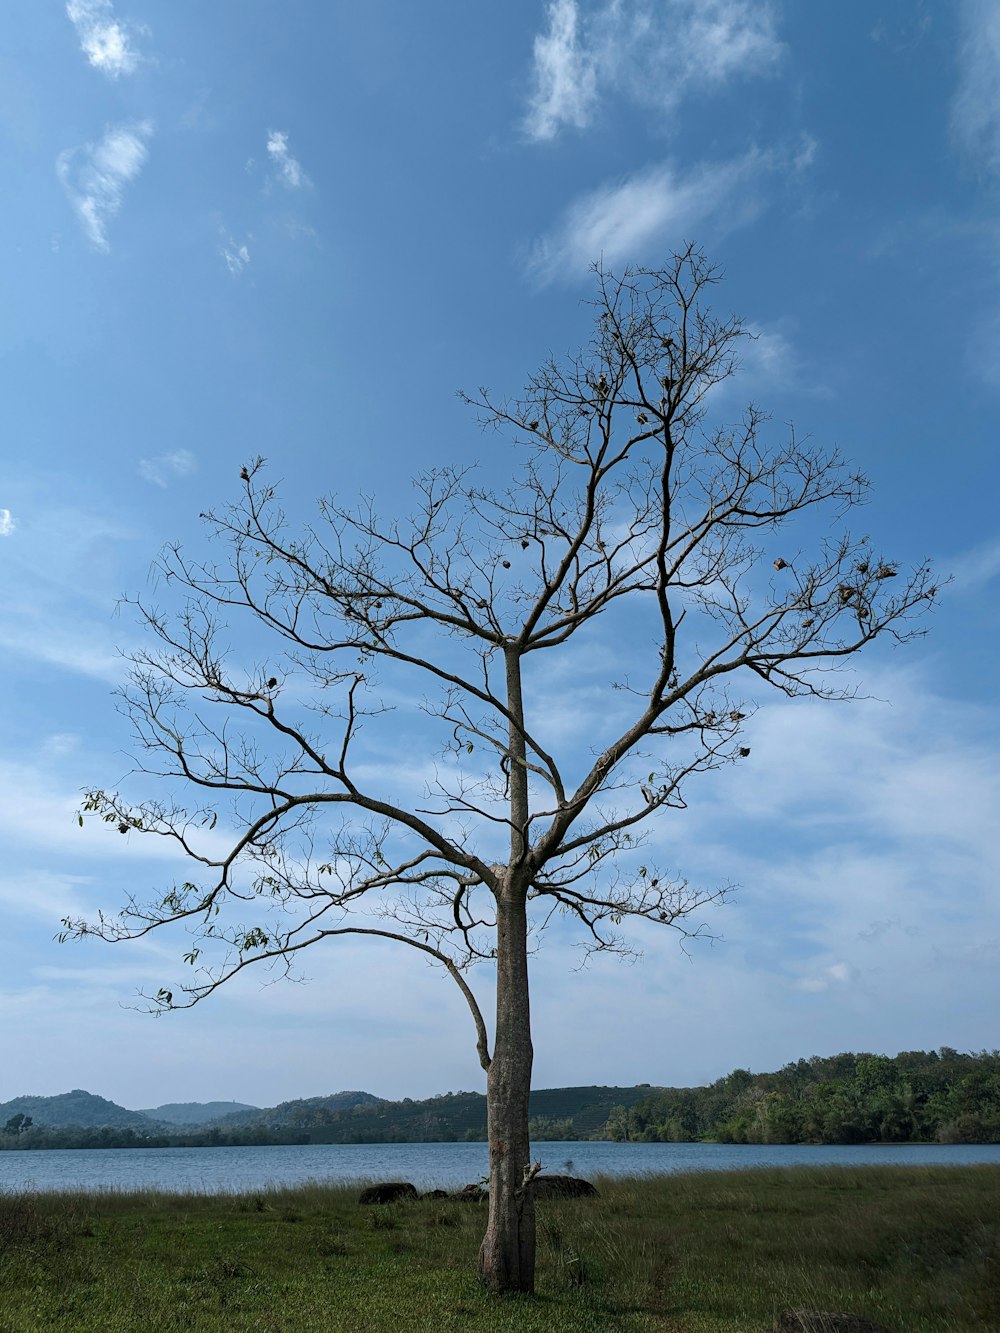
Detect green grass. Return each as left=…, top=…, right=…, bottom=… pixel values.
left=1, top=1166, right=998, bottom=1331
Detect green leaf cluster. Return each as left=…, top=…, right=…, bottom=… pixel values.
left=602, top=1048, right=1000, bottom=1145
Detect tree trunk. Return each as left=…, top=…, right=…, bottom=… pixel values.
left=477, top=891, right=535, bottom=1294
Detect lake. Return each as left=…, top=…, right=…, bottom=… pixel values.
left=2, top=1140, right=1000, bottom=1195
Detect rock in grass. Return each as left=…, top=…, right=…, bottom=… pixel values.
left=451, top=1184, right=487, bottom=1202
left=531, top=1175, right=598, bottom=1200
left=358, top=1182, right=418, bottom=1205
left=421, top=1188, right=449, bottom=1200
left=773, top=1311, right=892, bottom=1332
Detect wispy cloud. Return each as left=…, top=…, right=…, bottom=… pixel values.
left=0, top=502, right=136, bottom=680
left=525, top=0, right=599, bottom=141
left=947, top=534, right=1000, bottom=592
left=0, top=509, right=14, bottom=537
left=719, top=320, right=831, bottom=400
left=0, top=621, right=123, bottom=681
left=523, top=0, right=783, bottom=142
left=870, top=6, right=931, bottom=53
left=796, top=960, right=851, bottom=993
left=0, top=757, right=238, bottom=869
left=56, top=120, right=153, bottom=251
left=220, top=232, right=251, bottom=276
left=41, top=733, right=81, bottom=757
left=526, top=145, right=793, bottom=282
left=675, top=0, right=783, bottom=83
left=710, top=667, right=999, bottom=830
left=616, top=663, right=1000, bottom=1059
left=65, top=0, right=144, bottom=80
left=742, top=325, right=799, bottom=384
left=218, top=135, right=313, bottom=274
left=952, top=0, right=1000, bottom=174
left=266, top=131, right=311, bottom=190
left=138, top=449, right=196, bottom=488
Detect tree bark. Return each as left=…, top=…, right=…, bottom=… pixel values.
left=478, top=644, right=536, bottom=1293
left=477, top=889, right=535, bottom=1294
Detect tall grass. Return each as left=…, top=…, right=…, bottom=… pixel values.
left=0, top=1166, right=997, bottom=1330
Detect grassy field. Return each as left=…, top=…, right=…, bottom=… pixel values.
left=1, top=1166, right=998, bottom=1331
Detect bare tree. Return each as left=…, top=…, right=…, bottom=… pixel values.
left=63, top=247, right=937, bottom=1294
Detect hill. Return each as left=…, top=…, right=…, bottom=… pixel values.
left=0, top=1085, right=657, bottom=1147
left=5, top=1052, right=998, bottom=1148
left=207, top=1085, right=657, bottom=1142
left=0, top=1090, right=151, bottom=1130
left=137, top=1101, right=259, bottom=1126
left=209, top=1091, right=386, bottom=1131
left=601, top=1048, right=1000, bottom=1145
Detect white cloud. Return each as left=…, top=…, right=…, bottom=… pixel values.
left=951, top=6, right=1000, bottom=386
left=674, top=0, right=783, bottom=83
left=523, top=0, right=783, bottom=142
left=796, top=961, right=852, bottom=993
left=138, top=449, right=197, bottom=488
left=266, top=131, right=311, bottom=190
left=0, top=501, right=136, bottom=680
left=283, top=218, right=319, bottom=243
left=615, top=664, right=1000, bottom=1066
left=720, top=325, right=800, bottom=391
left=0, top=621, right=123, bottom=681
left=742, top=325, right=798, bottom=383
left=0, top=756, right=239, bottom=869
left=870, top=7, right=932, bottom=52
left=524, top=0, right=599, bottom=141
left=952, top=0, right=1000, bottom=173
left=947, top=534, right=1000, bottom=592
left=711, top=320, right=830, bottom=401
left=527, top=148, right=765, bottom=281
left=65, top=0, right=143, bottom=80
left=0, top=869, right=98, bottom=927
left=4, top=645, right=998, bottom=1098
left=56, top=120, right=153, bottom=251
left=527, top=134, right=815, bottom=281
left=221, top=233, right=251, bottom=276
left=41, top=733, right=81, bottom=757
left=0, top=508, right=14, bottom=536
left=790, top=133, right=818, bottom=173
left=711, top=669, right=1000, bottom=855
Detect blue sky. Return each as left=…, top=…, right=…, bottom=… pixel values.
left=1, top=0, right=999, bottom=1110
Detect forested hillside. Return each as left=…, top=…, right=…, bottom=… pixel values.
left=138, top=1101, right=259, bottom=1125
left=0, top=1090, right=151, bottom=1130
left=202, top=1085, right=654, bottom=1143
left=603, top=1049, right=1000, bottom=1145
left=0, top=1085, right=654, bottom=1148
left=4, top=1052, right=998, bottom=1150
left=208, top=1091, right=382, bottom=1131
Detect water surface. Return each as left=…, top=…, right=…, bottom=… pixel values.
left=2, top=1139, right=999, bottom=1195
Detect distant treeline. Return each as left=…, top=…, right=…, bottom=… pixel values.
left=0, top=1086, right=650, bottom=1150
left=3, top=1051, right=998, bottom=1150
left=603, top=1049, right=1000, bottom=1145
left=0, top=1124, right=312, bottom=1151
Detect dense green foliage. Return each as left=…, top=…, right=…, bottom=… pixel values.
left=137, top=1101, right=259, bottom=1125
left=5, top=1052, right=999, bottom=1152
left=0, top=1086, right=652, bottom=1150
left=208, top=1091, right=383, bottom=1131
left=0, top=1091, right=151, bottom=1131
left=1, top=1168, right=998, bottom=1329
left=0, top=1123, right=313, bottom=1151
left=201, top=1086, right=649, bottom=1144
left=604, top=1049, right=1000, bottom=1145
